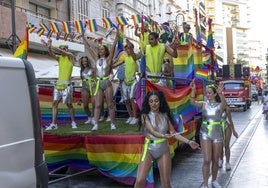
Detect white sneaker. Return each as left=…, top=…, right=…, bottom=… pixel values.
left=85, top=118, right=92, bottom=124
left=91, top=124, right=98, bottom=131
left=99, top=116, right=104, bottom=121
left=129, top=118, right=138, bottom=125
left=71, top=121, right=77, bottom=129
left=45, top=123, right=58, bottom=130
left=211, top=180, right=221, bottom=188
left=106, top=116, right=111, bottom=122
left=111, top=123, right=116, bottom=130
left=226, top=162, right=231, bottom=171
left=126, top=117, right=133, bottom=123
left=218, top=160, right=223, bottom=168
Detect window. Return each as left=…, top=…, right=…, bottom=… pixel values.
left=224, top=83, right=244, bottom=90
left=29, top=2, right=50, bottom=18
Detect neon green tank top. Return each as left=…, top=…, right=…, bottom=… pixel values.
left=58, top=56, right=73, bottom=81
left=124, top=56, right=137, bottom=85
left=146, top=43, right=165, bottom=74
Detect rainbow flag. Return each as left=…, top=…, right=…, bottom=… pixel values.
left=194, top=8, right=202, bottom=44
left=13, top=27, right=28, bottom=59
left=196, top=69, right=209, bottom=80
left=50, top=22, right=60, bottom=33
left=75, top=20, right=85, bottom=33
left=62, top=21, right=71, bottom=34
left=102, top=18, right=114, bottom=29
left=131, top=14, right=141, bottom=25
left=116, top=16, right=128, bottom=26
left=87, top=19, right=98, bottom=32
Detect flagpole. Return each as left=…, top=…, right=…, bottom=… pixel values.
left=6, top=0, right=20, bottom=53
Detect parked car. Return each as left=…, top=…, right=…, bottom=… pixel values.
left=251, top=84, right=258, bottom=101
left=0, top=57, right=48, bottom=188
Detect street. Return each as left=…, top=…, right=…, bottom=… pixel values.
left=48, top=101, right=262, bottom=188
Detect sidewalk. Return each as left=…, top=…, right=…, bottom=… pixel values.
left=216, top=109, right=268, bottom=187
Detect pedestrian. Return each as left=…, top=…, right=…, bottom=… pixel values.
left=79, top=56, right=95, bottom=124
left=258, top=88, right=263, bottom=105
left=144, top=32, right=179, bottom=83
left=82, top=29, right=119, bottom=131
left=134, top=91, right=199, bottom=188
left=190, top=81, right=226, bottom=188
left=219, top=107, right=238, bottom=171
left=42, top=39, right=77, bottom=130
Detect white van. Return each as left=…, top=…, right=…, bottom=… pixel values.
left=0, top=57, right=48, bottom=188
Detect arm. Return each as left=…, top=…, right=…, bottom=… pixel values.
left=165, top=39, right=180, bottom=58
left=82, top=35, right=98, bottom=61
left=217, top=82, right=227, bottom=111
left=134, top=24, right=140, bottom=38
left=189, top=80, right=203, bottom=108
left=226, top=107, right=238, bottom=138
left=41, top=39, right=58, bottom=61
left=107, top=29, right=119, bottom=66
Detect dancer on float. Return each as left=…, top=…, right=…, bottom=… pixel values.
left=79, top=56, right=95, bottom=124
left=83, top=29, right=119, bottom=130
left=134, top=91, right=199, bottom=188
left=190, top=80, right=226, bottom=188
left=42, top=39, right=77, bottom=130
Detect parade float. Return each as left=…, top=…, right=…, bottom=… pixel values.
left=33, top=9, right=218, bottom=188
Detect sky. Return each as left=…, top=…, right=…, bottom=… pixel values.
left=248, top=0, right=268, bottom=47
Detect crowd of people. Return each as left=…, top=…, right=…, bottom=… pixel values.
left=42, top=22, right=239, bottom=188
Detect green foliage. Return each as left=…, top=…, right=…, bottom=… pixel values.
left=44, top=120, right=141, bottom=136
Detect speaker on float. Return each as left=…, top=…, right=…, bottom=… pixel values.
left=243, top=67, right=250, bottom=77
left=222, top=65, right=230, bottom=78
left=234, top=64, right=242, bottom=78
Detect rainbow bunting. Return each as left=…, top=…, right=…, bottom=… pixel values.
left=63, top=33, right=69, bottom=41
left=13, top=27, right=28, bottom=59
left=116, top=16, right=128, bottom=26
left=131, top=14, right=141, bottom=25
left=56, top=32, right=61, bottom=40
left=62, top=21, right=71, bottom=34
left=36, top=28, right=45, bottom=37
left=39, top=23, right=49, bottom=31
left=102, top=18, right=114, bottom=29
left=144, top=15, right=152, bottom=24
left=27, top=22, right=36, bottom=33
left=87, top=19, right=98, bottom=32
left=74, top=20, right=85, bottom=33
left=46, top=29, right=53, bottom=39
left=50, top=22, right=60, bottom=33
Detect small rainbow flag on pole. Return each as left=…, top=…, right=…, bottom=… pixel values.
left=62, top=21, right=71, bottom=34
left=13, top=25, right=28, bottom=59
left=87, top=19, right=98, bottom=32
left=116, top=16, right=128, bottom=26
left=196, top=69, right=209, bottom=80
left=74, top=20, right=85, bottom=33
left=131, top=14, right=141, bottom=25
left=50, top=22, right=60, bottom=33
left=102, top=18, right=114, bottom=29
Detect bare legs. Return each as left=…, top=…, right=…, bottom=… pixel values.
left=200, top=139, right=223, bottom=187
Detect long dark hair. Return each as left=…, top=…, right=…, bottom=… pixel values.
left=79, top=56, right=91, bottom=79
left=138, top=90, right=174, bottom=129
left=206, top=84, right=221, bottom=102
left=98, top=45, right=110, bottom=58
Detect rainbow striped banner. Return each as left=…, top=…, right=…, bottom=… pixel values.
left=102, top=17, right=114, bottom=29
left=43, top=133, right=180, bottom=188
left=87, top=19, right=98, bottom=32
left=39, top=23, right=49, bottom=31
left=74, top=20, right=85, bottom=33
left=116, top=16, right=128, bottom=26
left=36, top=28, right=45, bottom=37
left=196, top=69, right=209, bottom=80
